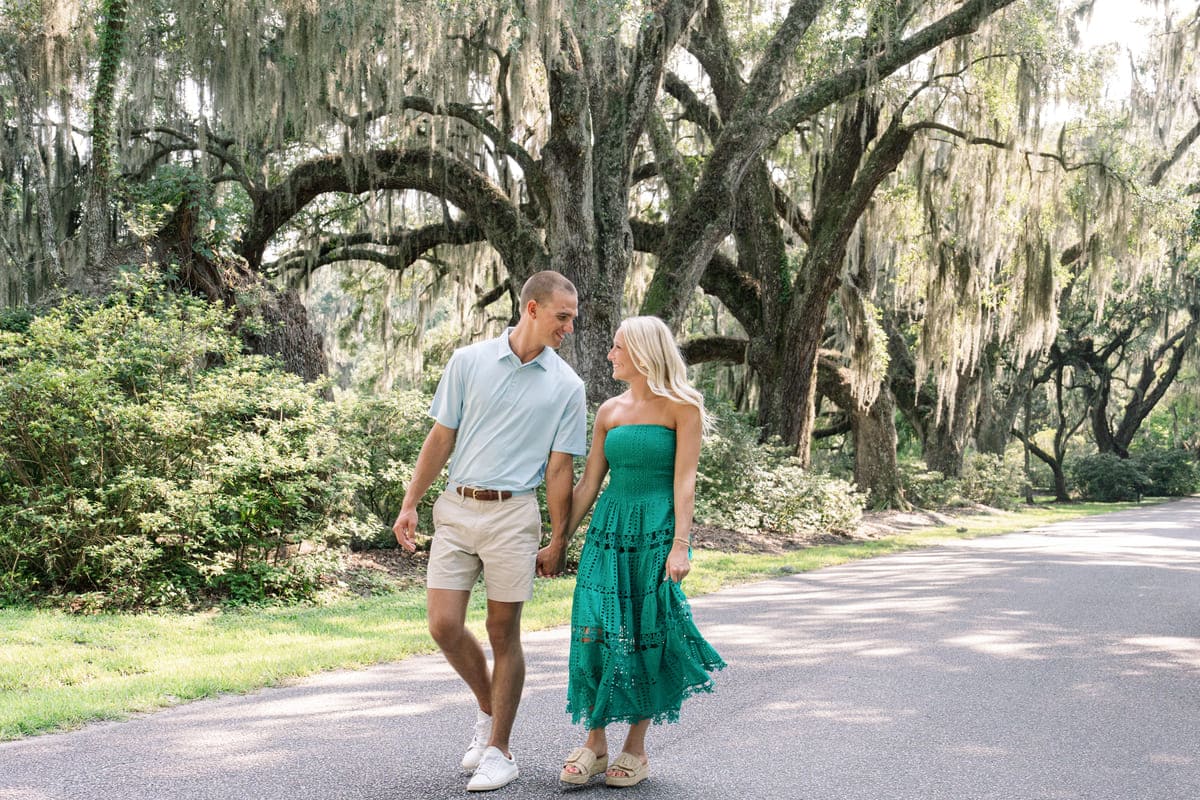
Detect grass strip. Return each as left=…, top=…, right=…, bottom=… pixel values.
left=0, top=500, right=1150, bottom=739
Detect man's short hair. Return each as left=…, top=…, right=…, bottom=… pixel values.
left=520, top=270, right=577, bottom=308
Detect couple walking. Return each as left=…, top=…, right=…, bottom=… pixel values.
left=393, top=270, right=725, bottom=791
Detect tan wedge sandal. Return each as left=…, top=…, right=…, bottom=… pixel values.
left=605, top=752, right=649, bottom=788
left=560, top=746, right=608, bottom=785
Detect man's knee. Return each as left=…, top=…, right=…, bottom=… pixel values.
left=485, top=604, right=523, bottom=652
left=427, top=589, right=471, bottom=646
left=429, top=614, right=466, bottom=646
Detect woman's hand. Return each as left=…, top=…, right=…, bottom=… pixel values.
left=665, top=540, right=691, bottom=583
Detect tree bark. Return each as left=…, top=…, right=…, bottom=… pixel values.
left=241, top=148, right=548, bottom=278
left=5, top=58, right=63, bottom=288
left=82, top=0, right=129, bottom=268
left=103, top=199, right=328, bottom=382
left=770, top=105, right=915, bottom=459
left=817, top=355, right=907, bottom=509
left=922, top=363, right=982, bottom=477
left=642, top=0, right=1018, bottom=330
left=1011, top=428, right=1070, bottom=502
left=973, top=352, right=1037, bottom=455
left=541, top=30, right=608, bottom=396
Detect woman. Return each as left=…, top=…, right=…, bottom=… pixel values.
left=559, top=316, right=725, bottom=788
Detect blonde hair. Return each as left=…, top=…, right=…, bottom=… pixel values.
left=618, top=316, right=713, bottom=433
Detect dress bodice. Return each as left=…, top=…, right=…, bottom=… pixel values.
left=603, top=424, right=675, bottom=497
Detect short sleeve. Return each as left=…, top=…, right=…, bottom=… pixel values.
left=429, top=350, right=465, bottom=429
left=551, top=382, right=587, bottom=456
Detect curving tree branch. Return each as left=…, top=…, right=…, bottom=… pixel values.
left=240, top=148, right=546, bottom=281
left=266, top=218, right=485, bottom=277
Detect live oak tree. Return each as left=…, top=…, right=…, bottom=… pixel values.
left=1, top=1, right=1027, bottom=397
left=3, top=0, right=1198, bottom=509
left=872, top=2, right=1200, bottom=480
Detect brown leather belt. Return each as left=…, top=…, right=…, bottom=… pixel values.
left=455, top=486, right=513, bottom=502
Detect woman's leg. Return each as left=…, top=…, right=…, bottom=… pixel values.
left=562, top=726, right=608, bottom=776
left=611, top=719, right=650, bottom=773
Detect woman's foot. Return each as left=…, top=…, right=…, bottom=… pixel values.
left=605, top=752, right=649, bottom=787
left=560, top=746, right=608, bottom=784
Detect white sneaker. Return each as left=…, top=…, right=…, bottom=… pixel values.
left=461, top=709, right=492, bottom=771
left=466, top=747, right=519, bottom=792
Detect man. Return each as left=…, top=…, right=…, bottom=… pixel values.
left=393, top=270, right=586, bottom=792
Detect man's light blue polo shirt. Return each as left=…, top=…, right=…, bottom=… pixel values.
left=430, top=329, right=587, bottom=492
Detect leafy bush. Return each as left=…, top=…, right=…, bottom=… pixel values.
left=958, top=452, right=1025, bottom=510
left=696, top=413, right=864, bottom=535
left=0, top=279, right=362, bottom=607
left=899, top=452, right=1025, bottom=509
left=334, top=390, right=443, bottom=549
left=1070, top=453, right=1151, bottom=502
left=1132, top=448, right=1200, bottom=497
left=897, top=461, right=961, bottom=509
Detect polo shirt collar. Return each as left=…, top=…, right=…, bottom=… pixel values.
left=498, top=328, right=551, bottom=370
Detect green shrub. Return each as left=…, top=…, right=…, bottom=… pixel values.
left=0, top=279, right=362, bottom=608
left=897, top=452, right=1025, bottom=509
left=1132, top=448, right=1199, bottom=497
left=696, top=413, right=864, bottom=535
left=334, top=390, right=443, bottom=549
left=1069, top=453, right=1151, bottom=502
left=897, top=461, right=961, bottom=508
left=958, top=452, right=1025, bottom=510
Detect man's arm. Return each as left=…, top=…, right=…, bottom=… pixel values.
left=392, top=422, right=457, bottom=552
left=535, top=449, right=576, bottom=577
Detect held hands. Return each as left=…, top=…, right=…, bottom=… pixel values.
left=536, top=540, right=567, bottom=578
left=392, top=508, right=419, bottom=553
left=665, top=539, right=691, bottom=583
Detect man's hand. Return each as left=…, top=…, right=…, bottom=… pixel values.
left=393, top=508, right=419, bottom=552
left=536, top=540, right=567, bottom=577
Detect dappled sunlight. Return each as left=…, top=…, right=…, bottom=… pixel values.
left=1148, top=753, right=1195, bottom=766
left=761, top=698, right=910, bottom=727
left=691, top=500, right=1200, bottom=690
left=1114, top=636, right=1200, bottom=670
left=4, top=501, right=1199, bottom=799
left=943, top=630, right=1054, bottom=660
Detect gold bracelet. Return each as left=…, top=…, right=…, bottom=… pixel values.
left=673, top=537, right=691, bottom=546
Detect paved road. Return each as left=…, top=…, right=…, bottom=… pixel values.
left=2, top=499, right=1199, bottom=800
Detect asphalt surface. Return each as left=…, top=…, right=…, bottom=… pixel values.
left=2, top=498, right=1199, bottom=800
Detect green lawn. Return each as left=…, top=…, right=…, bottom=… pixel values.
left=0, top=500, right=1152, bottom=739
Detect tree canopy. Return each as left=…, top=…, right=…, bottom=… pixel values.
left=2, top=0, right=1198, bottom=509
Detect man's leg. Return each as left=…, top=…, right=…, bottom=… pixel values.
left=483, top=599, right=524, bottom=756
left=427, top=587, right=492, bottom=712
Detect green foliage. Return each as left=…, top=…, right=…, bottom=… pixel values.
left=333, top=389, right=443, bottom=549
left=897, top=461, right=960, bottom=509
left=0, top=307, right=32, bottom=333
left=1070, top=453, right=1150, bottom=502
left=119, top=165, right=247, bottom=259
left=958, top=452, right=1026, bottom=510
left=1131, top=448, right=1199, bottom=497
left=1136, top=393, right=1200, bottom=453
left=0, top=281, right=361, bottom=608
left=900, top=452, right=1025, bottom=510
left=696, top=412, right=864, bottom=535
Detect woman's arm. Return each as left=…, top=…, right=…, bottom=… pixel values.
left=565, top=404, right=613, bottom=534
left=666, top=404, right=702, bottom=582
left=536, top=402, right=612, bottom=576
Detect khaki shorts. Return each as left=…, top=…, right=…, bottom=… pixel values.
left=426, top=490, right=542, bottom=602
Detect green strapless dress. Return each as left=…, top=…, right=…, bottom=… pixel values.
left=566, top=424, right=725, bottom=728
